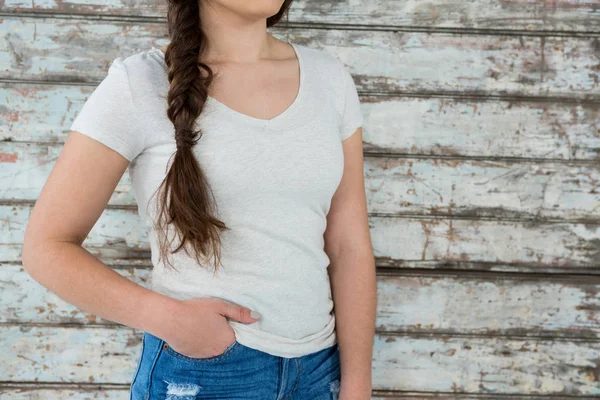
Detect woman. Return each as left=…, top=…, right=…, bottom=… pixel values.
left=22, top=0, right=376, bottom=399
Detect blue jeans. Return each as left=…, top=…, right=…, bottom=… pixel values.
left=130, top=331, right=341, bottom=400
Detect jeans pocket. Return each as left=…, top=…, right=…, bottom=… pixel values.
left=162, top=339, right=240, bottom=363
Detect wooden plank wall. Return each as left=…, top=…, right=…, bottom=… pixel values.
left=1, top=1, right=599, bottom=398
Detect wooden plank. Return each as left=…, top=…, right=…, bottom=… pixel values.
left=0, top=387, right=595, bottom=400
left=3, top=82, right=600, bottom=161
left=1, top=325, right=140, bottom=384
left=2, top=18, right=600, bottom=99
left=359, top=96, right=600, bottom=161
left=2, top=205, right=599, bottom=272
left=2, top=142, right=598, bottom=220
left=1, top=326, right=598, bottom=395
left=375, top=273, right=600, bottom=339
left=372, top=334, right=600, bottom=395
left=364, top=157, right=599, bottom=221
left=370, top=393, right=600, bottom=400
left=1, top=0, right=599, bottom=32
left=3, top=264, right=599, bottom=339
left=371, top=215, right=600, bottom=271
left=0, top=386, right=125, bottom=400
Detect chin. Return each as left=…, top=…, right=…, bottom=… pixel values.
left=219, top=0, right=286, bottom=18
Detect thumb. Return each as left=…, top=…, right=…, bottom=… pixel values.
left=219, top=301, right=261, bottom=323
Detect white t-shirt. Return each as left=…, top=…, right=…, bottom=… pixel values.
left=70, top=41, right=364, bottom=358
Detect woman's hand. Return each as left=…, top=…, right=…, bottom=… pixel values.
left=161, top=297, right=260, bottom=359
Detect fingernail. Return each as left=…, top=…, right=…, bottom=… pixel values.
left=251, top=310, right=261, bottom=319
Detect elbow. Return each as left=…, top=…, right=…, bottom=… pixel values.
left=21, top=235, right=40, bottom=277
left=22, top=220, right=84, bottom=279
left=21, top=227, right=51, bottom=278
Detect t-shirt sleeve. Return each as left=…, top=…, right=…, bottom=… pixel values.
left=338, top=64, right=364, bottom=141
left=69, top=57, right=144, bottom=162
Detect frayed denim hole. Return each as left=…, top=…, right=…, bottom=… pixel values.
left=329, top=379, right=340, bottom=400
left=163, top=380, right=202, bottom=400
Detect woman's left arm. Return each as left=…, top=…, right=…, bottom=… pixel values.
left=324, top=127, right=377, bottom=400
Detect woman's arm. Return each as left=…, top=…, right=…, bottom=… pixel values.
left=325, top=127, right=377, bottom=400
left=22, top=132, right=179, bottom=340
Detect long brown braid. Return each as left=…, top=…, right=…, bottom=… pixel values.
left=152, top=0, right=293, bottom=274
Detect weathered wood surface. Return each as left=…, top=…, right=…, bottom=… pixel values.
left=375, top=272, right=600, bottom=339
left=2, top=205, right=599, bottom=272
left=3, top=83, right=600, bottom=161
left=2, top=18, right=600, bottom=99
left=1, top=325, right=599, bottom=396
left=0, top=386, right=125, bottom=400
left=2, top=0, right=599, bottom=398
left=0, top=389, right=596, bottom=400
left=360, top=96, right=600, bottom=161
left=371, top=334, right=600, bottom=395
left=2, top=0, right=600, bottom=32
left=3, top=264, right=599, bottom=339
left=371, top=216, right=600, bottom=271
left=365, top=157, right=599, bottom=221
left=2, top=142, right=599, bottom=221
left=0, top=82, right=600, bottom=161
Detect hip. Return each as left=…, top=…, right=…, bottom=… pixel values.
left=129, top=331, right=341, bottom=400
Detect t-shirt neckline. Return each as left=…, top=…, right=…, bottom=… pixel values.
left=150, top=42, right=306, bottom=129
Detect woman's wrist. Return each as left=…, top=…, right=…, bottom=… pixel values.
left=136, top=290, right=182, bottom=340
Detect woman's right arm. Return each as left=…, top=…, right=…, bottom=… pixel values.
left=22, top=131, right=180, bottom=339
left=26, top=57, right=259, bottom=358
left=23, top=131, right=259, bottom=357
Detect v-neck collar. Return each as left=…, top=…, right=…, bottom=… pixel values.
left=151, top=41, right=307, bottom=130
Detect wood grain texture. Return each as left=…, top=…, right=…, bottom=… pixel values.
left=0, top=386, right=125, bottom=400
left=0, top=387, right=597, bottom=400
left=1, top=0, right=599, bottom=32
left=2, top=142, right=599, bottom=221
left=3, top=83, right=600, bottom=161
left=371, top=334, right=600, bottom=395
left=0, top=82, right=600, bottom=161
left=0, top=389, right=597, bottom=400
left=2, top=17, right=600, bottom=99
left=2, top=264, right=598, bottom=339
left=2, top=0, right=599, bottom=398
left=1, top=326, right=599, bottom=396
left=371, top=216, right=600, bottom=270
left=359, top=97, right=600, bottom=161
left=2, top=205, right=599, bottom=271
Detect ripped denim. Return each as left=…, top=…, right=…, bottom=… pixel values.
left=129, top=331, right=341, bottom=400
